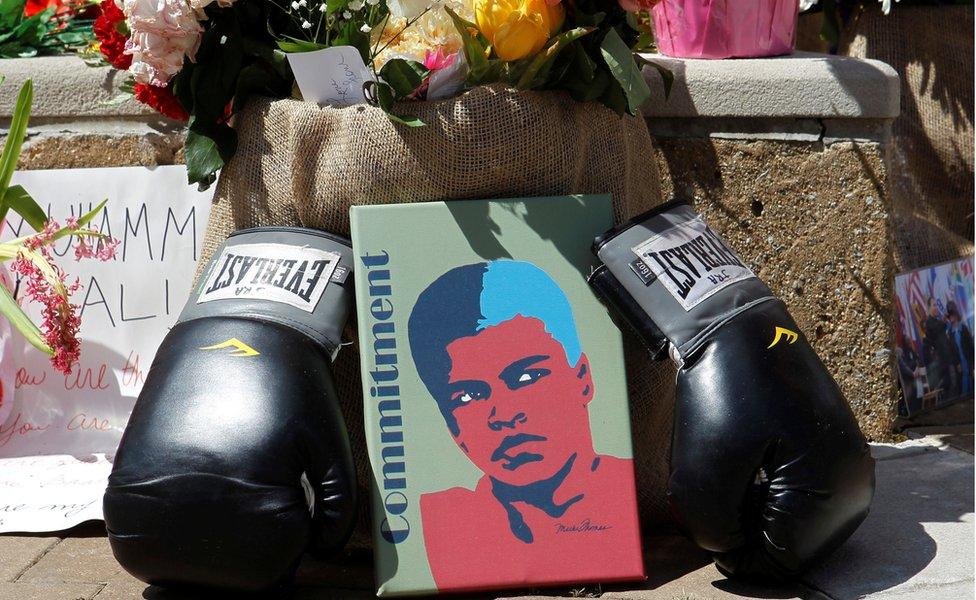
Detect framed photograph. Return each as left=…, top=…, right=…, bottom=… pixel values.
left=893, top=256, right=974, bottom=416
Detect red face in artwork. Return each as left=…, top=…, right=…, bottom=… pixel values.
left=444, top=315, right=594, bottom=486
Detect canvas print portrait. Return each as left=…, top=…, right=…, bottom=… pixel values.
left=351, top=196, right=645, bottom=596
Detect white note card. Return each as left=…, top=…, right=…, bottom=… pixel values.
left=287, top=46, right=375, bottom=107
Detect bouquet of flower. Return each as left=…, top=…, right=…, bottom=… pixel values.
left=0, top=78, right=118, bottom=376
left=0, top=0, right=95, bottom=58
left=91, top=0, right=662, bottom=187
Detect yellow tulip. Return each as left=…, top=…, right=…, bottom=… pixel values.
left=475, top=0, right=565, bottom=62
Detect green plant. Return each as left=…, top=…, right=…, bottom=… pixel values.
left=0, top=77, right=107, bottom=364
left=0, top=0, right=94, bottom=58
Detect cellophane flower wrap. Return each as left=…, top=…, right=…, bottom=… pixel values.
left=651, top=0, right=798, bottom=59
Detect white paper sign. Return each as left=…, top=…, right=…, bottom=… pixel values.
left=0, top=165, right=213, bottom=533
left=287, top=46, right=374, bottom=107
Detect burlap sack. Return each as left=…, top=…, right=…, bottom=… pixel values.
left=198, top=84, right=674, bottom=548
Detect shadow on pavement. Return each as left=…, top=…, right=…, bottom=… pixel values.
left=802, top=441, right=974, bottom=598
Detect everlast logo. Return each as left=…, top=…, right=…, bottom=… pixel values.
left=632, top=217, right=756, bottom=311
left=198, top=242, right=340, bottom=313
left=205, top=254, right=329, bottom=302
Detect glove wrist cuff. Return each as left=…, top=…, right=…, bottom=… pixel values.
left=591, top=201, right=774, bottom=356
left=182, top=227, right=355, bottom=360
left=588, top=265, right=670, bottom=360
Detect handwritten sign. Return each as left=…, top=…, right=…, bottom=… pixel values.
left=0, top=165, right=213, bottom=533
left=287, top=46, right=374, bottom=107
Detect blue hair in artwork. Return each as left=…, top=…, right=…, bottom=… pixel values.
left=408, top=260, right=582, bottom=434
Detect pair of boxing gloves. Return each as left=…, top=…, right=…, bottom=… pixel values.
left=104, top=202, right=875, bottom=592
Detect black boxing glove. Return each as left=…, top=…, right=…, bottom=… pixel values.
left=104, top=227, right=358, bottom=592
left=588, top=201, right=874, bottom=580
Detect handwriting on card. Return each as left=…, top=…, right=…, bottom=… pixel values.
left=287, top=46, right=374, bottom=107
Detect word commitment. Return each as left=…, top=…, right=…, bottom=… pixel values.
left=361, top=249, right=410, bottom=545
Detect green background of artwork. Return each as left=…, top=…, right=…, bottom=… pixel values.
left=351, top=196, right=634, bottom=596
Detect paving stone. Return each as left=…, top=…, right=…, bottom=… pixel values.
left=0, top=582, right=102, bottom=600
left=603, top=565, right=811, bottom=600
left=295, top=548, right=374, bottom=590
left=76, top=568, right=146, bottom=600
left=292, top=587, right=376, bottom=600
left=906, top=426, right=975, bottom=455
left=803, top=441, right=975, bottom=599
left=0, top=536, right=59, bottom=582
left=597, top=536, right=811, bottom=600
left=18, top=536, right=122, bottom=584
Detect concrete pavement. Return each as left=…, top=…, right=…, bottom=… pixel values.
left=0, top=433, right=971, bottom=600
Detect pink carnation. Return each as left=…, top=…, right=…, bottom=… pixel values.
left=424, top=48, right=456, bottom=71
left=123, top=0, right=203, bottom=86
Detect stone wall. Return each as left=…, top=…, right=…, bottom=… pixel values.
left=1, top=52, right=902, bottom=440
left=641, top=53, right=900, bottom=440
left=654, top=138, right=896, bottom=440
left=0, top=56, right=184, bottom=170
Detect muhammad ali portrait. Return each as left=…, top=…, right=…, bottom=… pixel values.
left=407, top=259, right=643, bottom=590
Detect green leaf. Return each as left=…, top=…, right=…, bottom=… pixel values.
left=0, top=79, right=33, bottom=224
left=819, top=0, right=841, bottom=46
left=0, top=283, right=51, bottom=355
left=600, top=28, right=651, bottom=116
left=374, top=81, right=395, bottom=113
left=387, top=113, right=426, bottom=127
left=379, top=58, right=429, bottom=99
left=561, top=50, right=609, bottom=103
left=445, top=6, right=491, bottom=83
left=600, top=77, right=628, bottom=115
left=276, top=36, right=328, bottom=53
left=184, top=126, right=235, bottom=186
left=0, top=0, right=27, bottom=31
left=325, top=0, right=347, bottom=14
left=636, top=55, right=673, bottom=100
left=372, top=81, right=426, bottom=127
left=76, top=198, right=108, bottom=229
left=2, top=185, right=46, bottom=230
left=516, top=27, right=593, bottom=90
left=233, top=62, right=290, bottom=113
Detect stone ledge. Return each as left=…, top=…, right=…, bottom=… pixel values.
left=641, top=51, right=900, bottom=120
left=0, top=56, right=155, bottom=120
left=4, top=51, right=900, bottom=123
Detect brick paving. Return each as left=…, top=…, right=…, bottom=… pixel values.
left=0, top=525, right=813, bottom=600
left=1, top=429, right=971, bottom=599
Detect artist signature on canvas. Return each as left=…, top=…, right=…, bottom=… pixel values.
left=554, top=519, right=612, bottom=534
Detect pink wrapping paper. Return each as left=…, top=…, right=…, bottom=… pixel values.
left=652, top=0, right=799, bottom=59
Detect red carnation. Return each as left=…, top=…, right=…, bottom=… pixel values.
left=93, top=0, right=131, bottom=70
left=24, top=0, right=60, bottom=17
left=133, top=83, right=189, bottom=122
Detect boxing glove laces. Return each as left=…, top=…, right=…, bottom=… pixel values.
left=104, top=227, right=358, bottom=592
left=588, top=201, right=875, bottom=580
